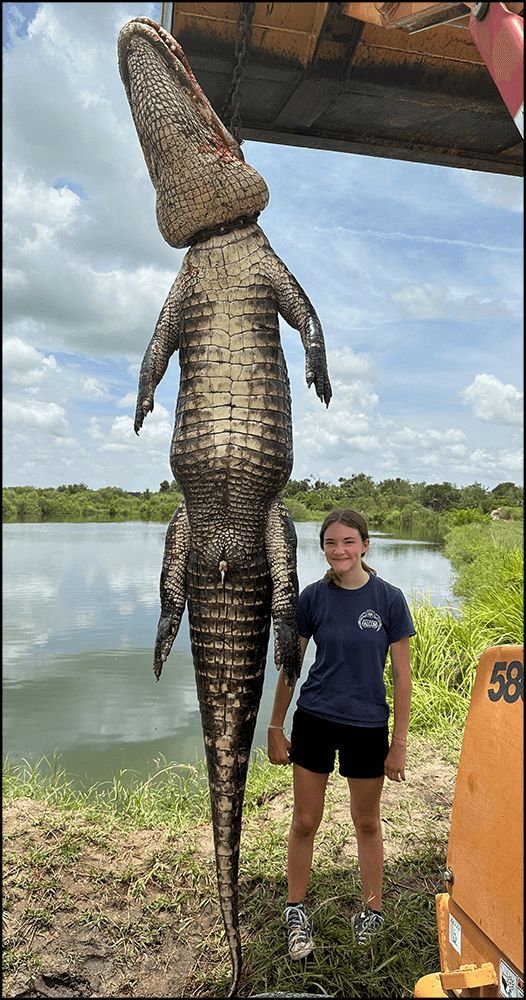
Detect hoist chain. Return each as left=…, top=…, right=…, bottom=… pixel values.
left=220, top=2, right=256, bottom=143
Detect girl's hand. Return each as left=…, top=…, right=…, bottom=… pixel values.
left=267, top=728, right=292, bottom=766
left=384, top=741, right=407, bottom=782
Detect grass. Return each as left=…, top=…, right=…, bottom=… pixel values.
left=231, top=845, right=447, bottom=999
left=3, top=748, right=448, bottom=997
left=395, top=520, right=524, bottom=738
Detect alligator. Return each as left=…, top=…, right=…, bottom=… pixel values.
left=118, top=18, right=331, bottom=995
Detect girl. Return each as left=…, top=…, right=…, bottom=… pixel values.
left=268, top=509, right=414, bottom=958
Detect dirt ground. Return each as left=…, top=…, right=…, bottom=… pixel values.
left=2, top=739, right=457, bottom=999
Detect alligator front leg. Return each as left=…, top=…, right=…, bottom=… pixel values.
left=134, top=266, right=195, bottom=433
left=266, top=252, right=332, bottom=409
left=266, top=496, right=301, bottom=688
left=153, top=500, right=190, bottom=680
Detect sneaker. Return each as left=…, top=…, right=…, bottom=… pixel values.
left=351, top=905, right=385, bottom=944
left=283, top=901, right=314, bottom=959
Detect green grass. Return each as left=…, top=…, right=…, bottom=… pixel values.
left=3, top=749, right=448, bottom=997
left=230, top=844, right=447, bottom=998
left=394, top=520, right=524, bottom=738
left=2, top=751, right=213, bottom=833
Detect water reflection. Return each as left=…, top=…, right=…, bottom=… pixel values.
left=3, top=520, right=455, bottom=785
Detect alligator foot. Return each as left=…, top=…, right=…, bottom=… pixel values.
left=153, top=500, right=189, bottom=680
left=153, top=609, right=183, bottom=679
left=266, top=497, right=301, bottom=687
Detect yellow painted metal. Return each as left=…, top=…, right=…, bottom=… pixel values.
left=434, top=892, right=523, bottom=997
left=162, top=4, right=522, bottom=174
left=353, top=16, right=484, bottom=71
left=415, top=962, right=500, bottom=996
left=343, top=2, right=385, bottom=25
left=446, top=645, right=523, bottom=973
left=378, top=3, right=471, bottom=32
left=414, top=646, right=524, bottom=998
left=413, top=971, right=449, bottom=997
left=171, top=3, right=330, bottom=69
left=441, top=963, right=498, bottom=990
left=343, top=2, right=471, bottom=31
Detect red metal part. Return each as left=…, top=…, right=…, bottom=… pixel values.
left=469, top=2, right=524, bottom=136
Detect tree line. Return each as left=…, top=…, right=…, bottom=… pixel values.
left=2, top=476, right=522, bottom=530
left=282, top=474, right=523, bottom=531
left=2, top=481, right=183, bottom=524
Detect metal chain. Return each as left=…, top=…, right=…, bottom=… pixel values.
left=220, top=2, right=255, bottom=143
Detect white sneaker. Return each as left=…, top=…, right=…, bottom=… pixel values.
left=283, top=901, right=314, bottom=959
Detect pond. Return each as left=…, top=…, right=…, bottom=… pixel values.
left=2, top=520, right=455, bottom=787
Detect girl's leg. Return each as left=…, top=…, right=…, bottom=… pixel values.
left=347, top=776, right=385, bottom=911
left=288, top=764, right=329, bottom=903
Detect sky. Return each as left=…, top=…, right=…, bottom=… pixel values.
left=3, top=2, right=523, bottom=494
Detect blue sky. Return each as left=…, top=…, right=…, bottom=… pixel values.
left=3, top=2, right=523, bottom=492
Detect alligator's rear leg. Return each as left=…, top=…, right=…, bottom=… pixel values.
left=153, top=500, right=189, bottom=680
left=266, top=496, right=301, bottom=688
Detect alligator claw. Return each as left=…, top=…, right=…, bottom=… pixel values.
left=134, top=395, right=154, bottom=434
left=153, top=611, right=181, bottom=678
left=274, top=619, right=302, bottom=688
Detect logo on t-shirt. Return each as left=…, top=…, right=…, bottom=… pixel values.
left=358, top=610, right=383, bottom=631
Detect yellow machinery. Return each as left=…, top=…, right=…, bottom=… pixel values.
left=414, top=645, right=524, bottom=998
left=160, top=3, right=523, bottom=175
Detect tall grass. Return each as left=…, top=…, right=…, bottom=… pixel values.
left=397, top=521, right=523, bottom=739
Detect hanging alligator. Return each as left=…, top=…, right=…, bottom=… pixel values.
left=118, top=17, right=331, bottom=996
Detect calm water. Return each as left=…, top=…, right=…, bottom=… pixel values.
left=2, top=520, right=455, bottom=786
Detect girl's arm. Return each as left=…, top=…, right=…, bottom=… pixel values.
left=268, top=636, right=309, bottom=765
left=384, top=636, right=412, bottom=782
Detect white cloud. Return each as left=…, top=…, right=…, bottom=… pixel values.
left=3, top=399, right=69, bottom=434
left=99, top=415, right=137, bottom=451
left=326, top=346, right=377, bottom=382
left=99, top=404, right=172, bottom=453
left=499, top=450, right=523, bottom=471
left=3, top=171, right=83, bottom=229
left=55, top=437, right=78, bottom=450
left=88, top=417, right=104, bottom=440
left=3, top=337, right=59, bottom=387
left=346, top=435, right=380, bottom=452
left=460, top=374, right=523, bottom=425
left=393, top=427, right=419, bottom=443
left=81, top=377, right=108, bottom=400
left=390, top=282, right=510, bottom=320
left=469, top=449, right=496, bottom=466
left=455, top=170, right=524, bottom=214
left=424, top=429, right=467, bottom=445
left=117, top=392, right=137, bottom=408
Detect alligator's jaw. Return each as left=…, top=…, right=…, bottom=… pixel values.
left=117, top=17, right=269, bottom=248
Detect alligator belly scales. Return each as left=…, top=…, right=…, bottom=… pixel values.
left=118, top=18, right=331, bottom=996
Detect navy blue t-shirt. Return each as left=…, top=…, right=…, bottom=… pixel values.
left=296, top=575, right=416, bottom=727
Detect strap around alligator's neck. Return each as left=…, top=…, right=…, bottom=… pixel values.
left=185, top=212, right=260, bottom=247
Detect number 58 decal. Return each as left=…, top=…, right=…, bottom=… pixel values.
left=487, top=661, right=524, bottom=703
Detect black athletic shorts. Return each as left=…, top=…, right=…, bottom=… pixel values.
left=288, top=706, right=389, bottom=779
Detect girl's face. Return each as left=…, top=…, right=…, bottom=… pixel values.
left=323, top=521, right=369, bottom=576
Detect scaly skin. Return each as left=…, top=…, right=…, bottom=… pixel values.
left=118, top=19, right=331, bottom=996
